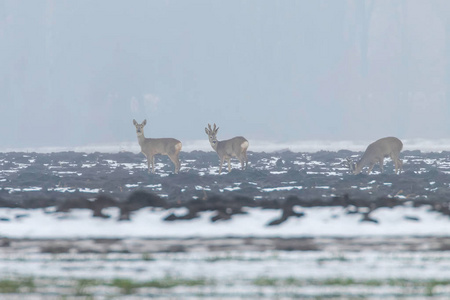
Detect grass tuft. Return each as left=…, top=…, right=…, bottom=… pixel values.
left=111, top=276, right=211, bottom=294
left=75, top=278, right=101, bottom=296
left=253, top=277, right=279, bottom=286
left=111, top=278, right=138, bottom=295
left=0, top=277, right=35, bottom=293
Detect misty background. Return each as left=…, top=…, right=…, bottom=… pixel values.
left=1, top=0, right=449, bottom=149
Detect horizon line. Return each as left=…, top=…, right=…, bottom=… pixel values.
left=1, top=138, right=449, bottom=154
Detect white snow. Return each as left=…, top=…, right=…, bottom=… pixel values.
left=261, top=186, right=303, bottom=192
left=78, top=188, right=100, bottom=193
left=0, top=205, right=447, bottom=239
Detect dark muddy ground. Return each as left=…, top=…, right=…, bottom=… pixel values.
left=0, top=150, right=449, bottom=224
left=2, top=236, right=450, bottom=254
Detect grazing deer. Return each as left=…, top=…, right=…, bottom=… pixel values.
left=205, top=123, right=249, bottom=174
left=133, top=119, right=182, bottom=174
left=347, top=137, right=403, bottom=175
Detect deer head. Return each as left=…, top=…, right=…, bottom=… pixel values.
left=133, top=119, right=147, bottom=136
left=346, top=157, right=357, bottom=174
left=205, top=123, right=219, bottom=148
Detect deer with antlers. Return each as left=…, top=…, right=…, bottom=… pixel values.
left=205, top=123, right=249, bottom=174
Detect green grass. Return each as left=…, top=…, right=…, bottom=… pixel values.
left=0, top=275, right=210, bottom=296
left=316, top=255, right=349, bottom=263
left=0, top=277, right=35, bottom=293
left=74, top=278, right=101, bottom=296
left=110, top=278, right=137, bottom=295
left=1, top=275, right=450, bottom=297
left=253, top=277, right=279, bottom=286
left=251, top=276, right=450, bottom=293
left=110, top=276, right=211, bottom=294
left=424, top=279, right=450, bottom=296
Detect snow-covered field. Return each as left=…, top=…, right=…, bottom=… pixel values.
left=0, top=139, right=449, bottom=299
left=1, top=249, right=450, bottom=299
left=1, top=240, right=450, bottom=299
left=0, top=205, right=448, bottom=239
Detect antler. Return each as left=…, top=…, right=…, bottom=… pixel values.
left=205, top=123, right=212, bottom=135
left=205, top=123, right=219, bottom=135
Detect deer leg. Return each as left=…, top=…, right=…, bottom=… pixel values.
left=378, top=158, right=384, bottom=172
left=397, top=157, right=402, bottom=174
left=147, top=155, right=154, bottom=173
left=241, top=151, right=248, bottom=170
left=168, top=154, right=180, bottom=174
left=398, top=159, right=403, bottom=174
left=367, top=163, right=375, bottom=174
left=391, top=155, right=398, bottom=174
left=227, top=157, right=231, bottom=172
left=244, top=151, right=248, bottom=169
left=235, top=154, right=242, bottom=170
left=219, top=157, right=224, bottom=175
left=146, top=158, right=151, bottom=173
left=238, top=156, right=244, bottom=170
left=176, top=153, right=181, bottom=173
left=390, top=154, right=400, bottom=174
left=151, top=156, right=155, bottom=173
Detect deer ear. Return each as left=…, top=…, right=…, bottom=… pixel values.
left=215, top=127, right=219, bottom=134
left=133, top=119, right=137, bottom=125
left=205, top=128, right=209, bottom=135
left=142, top=119, right=147, bottom=126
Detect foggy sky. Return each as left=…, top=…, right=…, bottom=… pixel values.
left=1, top=0, right=449, bottom=149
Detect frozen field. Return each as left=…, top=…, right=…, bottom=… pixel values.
left=0, top=205, right=449, bottom=239
left=0, top=140, right=449, bottom=298
left=1, top=238, right=450, bottom=299
left=2, top=251, right=450, bottom=299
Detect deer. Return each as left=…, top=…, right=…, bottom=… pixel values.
left=133, top=119, right=182, bottom=174
left=347, top=137, right=403, bottom=175
left=204, top=123, right=249, bottom=174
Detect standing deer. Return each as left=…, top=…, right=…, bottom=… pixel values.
left=205, top=123, right=249, bottom=174
left=133, top=119, right=182, bottom=174
left=347, top=137, right=403, bottom=175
